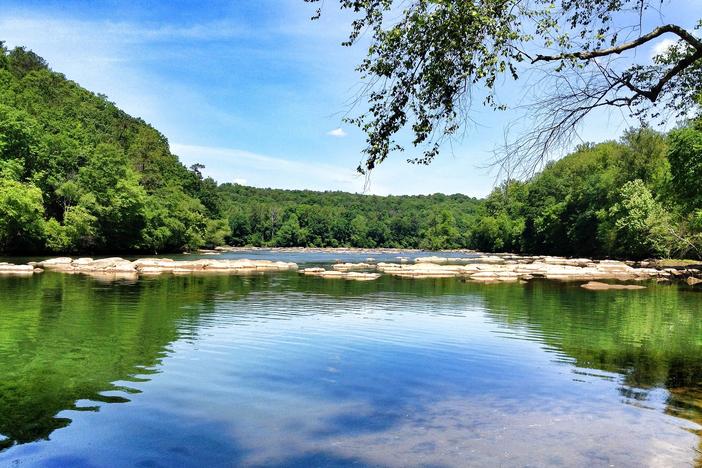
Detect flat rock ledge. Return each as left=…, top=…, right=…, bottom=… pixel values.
left=331, top=262, right=375, bottom=272
left=0, top=263, right=41, bottom=275
left=2, top=254, right=701, bottom=286
left=301, top=268, right=381, bottom=281
left=25, top=257, right=297, bottom=279
left=375, top=256, right=701, bottom=283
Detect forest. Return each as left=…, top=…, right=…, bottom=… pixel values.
left=0, top=44, right=701, bottom=259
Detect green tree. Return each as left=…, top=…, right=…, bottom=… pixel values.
left=607, top=180, right=672, bottom=258
left=0, top=178, right=45, bottom=252
left=350, top=214, right=371, bottom=247
left=274, top=214, right=306, bottom=247
left=668, top=123, right=702, bottom=211
left=421, top=210, right=460, bottom=250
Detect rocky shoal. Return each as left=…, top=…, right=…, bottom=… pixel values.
left=0, top=254, right=700, bottom=287
left=0, top=257, right=297, bottom=280
left=303, top=254, right=701, bottom=286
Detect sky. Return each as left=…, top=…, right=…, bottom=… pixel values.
left=0, top=0, right=698, bottom=196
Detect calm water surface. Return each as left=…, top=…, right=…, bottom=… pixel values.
left=1, top=251, right=702, bottom=467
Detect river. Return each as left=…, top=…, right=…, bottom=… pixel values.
left=0, top=250, right=701, bottom=466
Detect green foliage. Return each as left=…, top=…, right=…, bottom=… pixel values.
left=606, top=180, right=672, bottom=259
left=421, top=210, right=460, bottom=250
left=466, top=125, right=702, bottom=259
left=274, top=214, right=306, bottom=247
left=0, top=45, right=230, bottom=254
left=215, top=183, right=481, bottom=250
left=668, top=125, right=702, bottom=211
left=314, top=0, right=701, bottom=173
left=1, top=45, right=699, bottom=258
left=0, top=178, right=45, bottom=252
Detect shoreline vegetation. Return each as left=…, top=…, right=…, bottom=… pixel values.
left=1, top=45, right=701, bottom=261
left=1, top=249, right=700, bottom=289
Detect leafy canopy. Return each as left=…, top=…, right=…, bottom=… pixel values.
left=309, top=1, right=702, bottom=174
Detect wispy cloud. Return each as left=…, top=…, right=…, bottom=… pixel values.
left=327, top=128, right=348, bottom=138
left=171, top=143, right=364, bottom=192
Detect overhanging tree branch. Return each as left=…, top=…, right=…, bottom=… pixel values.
left=532, top=24, right=702, bottom=64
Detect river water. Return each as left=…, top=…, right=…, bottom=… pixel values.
left=0, top=251, right=701, bottom=467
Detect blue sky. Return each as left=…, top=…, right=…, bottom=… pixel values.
left=0, top=0, right=698, bottom=196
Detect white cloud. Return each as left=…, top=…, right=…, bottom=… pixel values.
left=171, top=143, right=364, bottom=192
left=233, top=178, right=248, bottom=185
left=651, top=38, right=677, bottom=58
left=327, top=128, right=348, bottom=137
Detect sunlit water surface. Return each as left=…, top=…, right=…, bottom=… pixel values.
left=1, top=251, right=702, bottom=467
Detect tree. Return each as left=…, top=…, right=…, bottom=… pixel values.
left=607, top=180, right=672, bottom=258
left=274, top=214, right=306, bottom=247
left=311, top=1, right=702, bottom=174
left=0, top=104, right=41, bottom=179
left=350, top=214, right=372, bottom=247
left=668, top=122, right=702, bottom=211
left=0, top=178, right=45, bottom=252
left=421, top=209, right=460, bottom=250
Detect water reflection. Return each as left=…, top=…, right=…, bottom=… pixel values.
left=0, top=272, right=701, bottom=466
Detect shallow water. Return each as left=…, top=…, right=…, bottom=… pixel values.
left=1, top=252, right=702, bottom=467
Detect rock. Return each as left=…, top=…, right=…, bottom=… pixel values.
left=596, top=260, right=633, bottom=272
left=83, top=271, right=138, bottom=283
left=318, top=271, right=344, bottom=278
left=80, top=258, right=136, bottom=273
left=303, top=268, right=382, bottom=281
left=474, top=256, right=505, bottom=264
left=302, top=267, right=326, bottom=275
left=139, top=267, right=165, bottom=275
left=687, top=277, right=702, bottom=286
left=470, top=272, right=499, bottom=279
left=134, top=258, right=176, bottom=268
left=37, top=257, right=73, bottom=268
left=332, top=262, right=373, bottom=272
left=344, top=272, right=381, bottom=281
left=0, top=264, right=35, bottom=274
left=581, top=281, right=646, bottom=291
left=415, top=256, right=449, bottom=264
left=73, top=257, right=94, bottom=265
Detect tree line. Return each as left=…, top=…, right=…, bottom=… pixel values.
left=471, top=124, right=702, bottom=259
left=0, top=44, right=700, bottom=259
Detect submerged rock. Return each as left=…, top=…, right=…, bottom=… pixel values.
left=687, top=277, right=702, bottom=286
left=580, top=281, right=646, bottom=291
left=301, top=268, right=380, bottom=281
